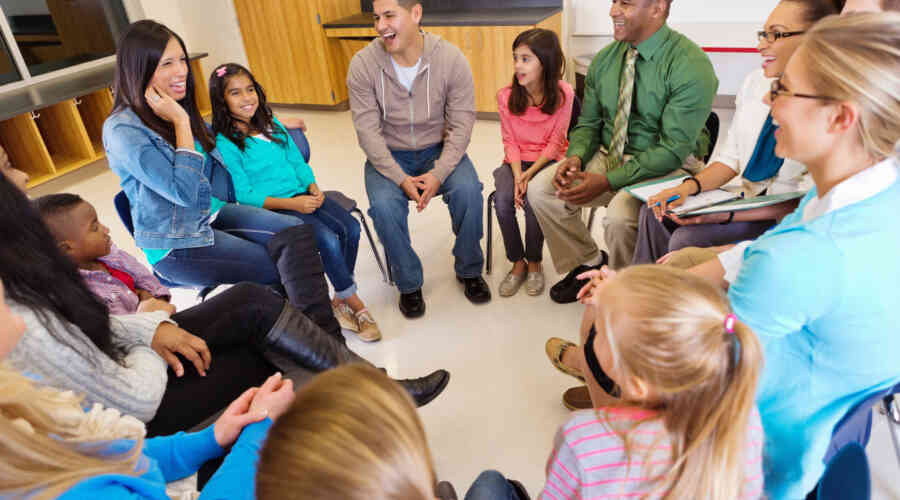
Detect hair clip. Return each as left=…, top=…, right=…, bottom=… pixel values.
left=724, top=313, right=737, bottom=334
left=216, top=66, right=227, bottom=77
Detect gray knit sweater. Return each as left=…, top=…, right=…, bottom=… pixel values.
left=7, top=301, right=169, bottom=422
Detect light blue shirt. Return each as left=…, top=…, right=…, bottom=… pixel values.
left=728, top=158, right=900, bottom=499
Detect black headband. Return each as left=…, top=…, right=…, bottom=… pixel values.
left=585, top=325, right=621, bottom=398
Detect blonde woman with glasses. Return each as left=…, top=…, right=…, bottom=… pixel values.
left=688, top=12, right=900, bottom=499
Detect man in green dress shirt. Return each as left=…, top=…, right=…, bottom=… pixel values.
left=528, top=0, right=718, bottom=303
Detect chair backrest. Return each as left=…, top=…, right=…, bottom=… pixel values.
left=113, top=191, right=135, bottom=236
left=825, top=381, right=900, bottom=464
left=817, top=443, right=871, bottom=500
left=704, top=111, right=720, bottom=163
left=285, top=127, right=311, bottom=164
left=568, top=94, right=583, bottom=136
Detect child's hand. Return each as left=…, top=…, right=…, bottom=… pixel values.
left=213, top=387, right=266, bottom=447
left=279, top=116, right=307, bottom=132
left=291, top=195, right=321, bottom=214
left=138, top=297, right=176, bottom=316
left=249, top=372, right=295, bottom=422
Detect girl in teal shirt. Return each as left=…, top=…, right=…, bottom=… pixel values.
left=210, top=63, right=380, bottom=342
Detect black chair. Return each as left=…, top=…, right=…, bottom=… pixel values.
left=816, top=443, right=871, bottom=500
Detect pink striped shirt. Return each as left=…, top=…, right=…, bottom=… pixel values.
left=541, top=407, right=765, bottom=500
left=498, top=81, right=574, bottom=165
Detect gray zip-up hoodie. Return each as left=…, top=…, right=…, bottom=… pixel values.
left=348, top=32, right=476, bottom=185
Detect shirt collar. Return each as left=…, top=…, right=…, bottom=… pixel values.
left=634, top=24, right=670, bottom=61
left=803, top=156, right=900, bottom=222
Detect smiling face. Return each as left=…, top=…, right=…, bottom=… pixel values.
left=149, top=37, right=188, bottom=101
left=224, top=73, right=259, bottom=124
left=758, top=2, right=809, bottom=78
left=513, top=44, right=544, bottom=94
left=766, top=47, right=838, bottom=166
left=609, top=0, right=666, bottom=45
left=373, top=0, right=422, bottom=56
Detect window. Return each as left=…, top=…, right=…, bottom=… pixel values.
left=1, top=0, right=129, bottom=77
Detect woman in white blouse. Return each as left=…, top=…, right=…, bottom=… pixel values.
left=630, top=0, right=841, bottom=265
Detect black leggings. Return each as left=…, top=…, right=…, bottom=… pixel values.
left=146, top=282, right=284, bottom=437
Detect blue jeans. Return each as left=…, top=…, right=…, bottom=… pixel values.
left=465, top=470, right=519, bottom=500
left=278, top=196, right=361, bottom=299
left=365, top=144, right=484, bottom=293
left=153, top=203, right=302, bottom=287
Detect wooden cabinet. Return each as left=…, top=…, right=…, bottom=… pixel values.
left=234, top=0, right=361, bottom=106
left=323, top=13, right=563, bottom=113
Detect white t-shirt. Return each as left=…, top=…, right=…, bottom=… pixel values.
left=391, top=56, right=421, bottom=92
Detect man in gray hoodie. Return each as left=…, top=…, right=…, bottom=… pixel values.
left=348, top=0, right=491, bottom=318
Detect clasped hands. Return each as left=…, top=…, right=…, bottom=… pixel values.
left=401, top=173, right=441, bottom=212
left=212, top=372, right=295, bottom=448
left=552, top=157, right=611, bottom=205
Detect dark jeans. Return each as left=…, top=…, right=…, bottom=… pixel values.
left=146, top=282, right=285, bottom=437
left=493, top=163, right=544, bottom=263
left=365, top=143, right=485, bottom=293
left=632, top=205, right=776, bottom=265
left=278, top=196, right=361, bottom=298
left=152, top=203, right=302, bottom=288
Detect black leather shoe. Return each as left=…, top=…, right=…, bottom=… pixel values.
left=549, top=251, right=608, bottom=304
left=457, top=275, right=492, bottom=304
left=399, top=289, right=426, bottom=318
left=396, top=369, right=450, bottom=407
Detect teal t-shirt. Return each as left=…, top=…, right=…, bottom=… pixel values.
left=215, top=116, right=316, bottom=208
left=142, top=144, right=226, bottom=266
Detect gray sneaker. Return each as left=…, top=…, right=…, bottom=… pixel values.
left=525, top=270, right=545, bottom=296
left=499, top=270, right=526, bottom=297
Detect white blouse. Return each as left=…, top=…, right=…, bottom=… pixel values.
left=709, top=68, right=813, bottom=197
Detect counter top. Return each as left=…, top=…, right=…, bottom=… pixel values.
left=324, top=8, right=561, bottom=29
left=0, top=52, right=208, bottom=122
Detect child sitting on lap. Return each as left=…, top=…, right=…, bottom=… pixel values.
left=34, top=193, right=174, bottom=316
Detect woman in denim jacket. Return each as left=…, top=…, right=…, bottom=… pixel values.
left=103, top=20, right=340, bottom=336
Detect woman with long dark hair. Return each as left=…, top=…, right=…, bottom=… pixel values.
left=0, top=174, right=449, bottom=439
left=102, top=20, right=339, bottom=338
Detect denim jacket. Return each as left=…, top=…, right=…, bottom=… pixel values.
left=103, top=108, right=235, bottom=249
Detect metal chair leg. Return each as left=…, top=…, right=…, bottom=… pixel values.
left=351, top=208, right=390, bottom=284
left=884, top=394, right=900, bottom=467
left=486, top=190, right=495, bottom=275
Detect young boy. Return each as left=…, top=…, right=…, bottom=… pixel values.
left=34, top=193, right=175, bottom=316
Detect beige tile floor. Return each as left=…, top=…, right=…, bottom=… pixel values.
left=28, top=108, right=900, bottom=499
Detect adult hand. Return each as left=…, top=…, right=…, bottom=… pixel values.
left=137, top=298, right=176, bottom=316
left=575, top=266, right=617, bottom=304
left=411, top=172, right=441, bottom=212
left=557, top=172, right=609, bottom=205
left=249, top=372, right=295, bottom=422
left=647, top=184, right=692, bottom=220
left=151, top=323, right=211, bottom=377
left=290, top=195, right=322, bottom=214
left=213, top=387, right=266, bottom=448
left=667, top=212, right=729, bottom=226
left=399, top=176, right=423, bottom=205
left=552, top=157, right=582, bottom=191
left=279, top=116, right=307, bottom=132
left=144, top=85, right=188, bottom=125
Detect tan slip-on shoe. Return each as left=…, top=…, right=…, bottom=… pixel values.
left=545, top=337, right=585, bottom=382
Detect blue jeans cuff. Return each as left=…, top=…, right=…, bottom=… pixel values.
left=334, top=282, right=358, bottom=300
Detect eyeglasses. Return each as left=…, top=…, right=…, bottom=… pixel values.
left=757, top=30, right=805, bottom=43
left=769, top=78, right=837, bottom=103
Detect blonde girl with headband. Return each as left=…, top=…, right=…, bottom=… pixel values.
left=256, top=363, right=441, bottom=500
left=466, top=265, right=765, bottom=500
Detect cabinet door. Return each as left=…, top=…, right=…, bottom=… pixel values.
left=235, top=0, right=334, bottom=104
left=427, top=26, right=527, bottom=113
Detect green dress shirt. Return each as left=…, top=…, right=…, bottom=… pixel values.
left=568, top=24, right=718, bottom=190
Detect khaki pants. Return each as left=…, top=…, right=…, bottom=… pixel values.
left=660, top=246, right=720, bottom=269
left=528, top=149, right=700, bottom=272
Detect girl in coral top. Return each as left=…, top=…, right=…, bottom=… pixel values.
left=495, top=28, right=573, bottom=297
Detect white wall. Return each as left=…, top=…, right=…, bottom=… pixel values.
left=2, top=0, right=49, bottom=16
left=137, top=0, right=249, bottom=80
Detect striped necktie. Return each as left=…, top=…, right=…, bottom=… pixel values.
left=607, top=47, right=638, bottom=171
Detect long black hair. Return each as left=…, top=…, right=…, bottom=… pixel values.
left=209, top=63, right=284, bottom=151
left=508, top=28, right=566, bottom=116
left=110, top=20, right=215, bottom=152
left=0, top=175, right=122, bottom=364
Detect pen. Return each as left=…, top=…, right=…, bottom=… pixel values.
left=653, top=194, right=681, bottom=207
